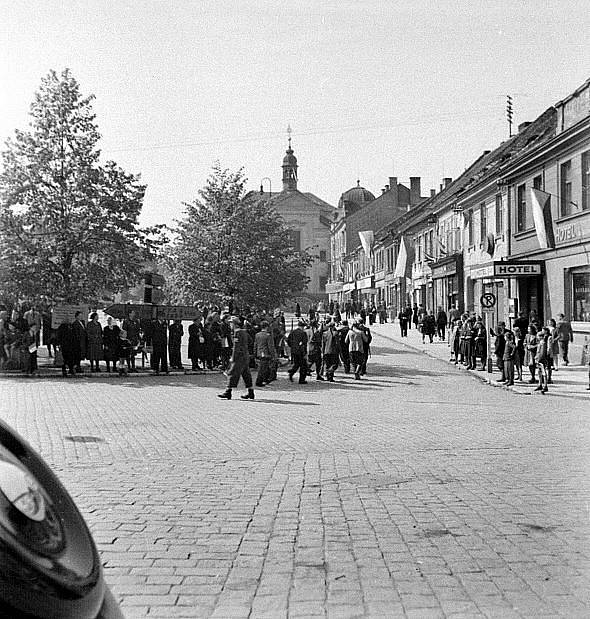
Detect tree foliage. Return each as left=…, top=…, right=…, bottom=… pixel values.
left=165, top=164, right=312, bottom=309
left=0, top=69, right=162, bottom=304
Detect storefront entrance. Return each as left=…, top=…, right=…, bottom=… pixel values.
left=517, top=276, right=544, bottom=324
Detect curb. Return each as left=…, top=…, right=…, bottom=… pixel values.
left=374, top=328, right=590, bottom=401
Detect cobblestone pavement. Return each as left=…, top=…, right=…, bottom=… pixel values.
left=1, top=331, right=589, bottom=618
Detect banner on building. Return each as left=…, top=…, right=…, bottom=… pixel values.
left=393, top=236, right=414, bottom=278
left=358, top=230, right=374, bottom=257
left=530, top=188, right=555, bottom=249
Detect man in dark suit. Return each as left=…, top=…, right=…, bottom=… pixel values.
left=218, top=316, right=254, bottom=400
left=149, top=318, right=169, bottom=375
left=72, top=310, right=87, bottom=372
left=287, top=319, right=308, bottom=384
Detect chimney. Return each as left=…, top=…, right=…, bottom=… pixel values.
left=385, top=184, right=390, bottom=192
left=518, top=121, right=532, bottom=133
left=443, top=177, right=452, bottom=189
left=381, top=187, right=386, bottom=194
left=430, top=188, right=436, bottom=197
left=410, top=177, right=421, bottom=205
left=389, top=176, right=397, bottom=189
left=439, top=184, right=443, bottom=192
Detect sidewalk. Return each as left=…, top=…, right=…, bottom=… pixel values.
left=370, top=318, right=590, bottom=400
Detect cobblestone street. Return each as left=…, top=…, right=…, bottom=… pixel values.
left=1, top=329, right=589, bottom=618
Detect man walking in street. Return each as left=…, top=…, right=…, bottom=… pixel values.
left=345, top=321, right=368, bottom=380
left=322, top=318, right=340, bottom=382
left=305, top=320, right=324, bottom=380
left=556, top=313, right=574, bottom=366
left=254, top=320, right=276, bottom=387
left=218, top=316, right=255, bottom=400
left=287, top=319, right=308, bottom=384
left=398, top=308, right=409, bottom=337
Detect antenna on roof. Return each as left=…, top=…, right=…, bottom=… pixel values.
left=506, top=95, right=514, bottom=138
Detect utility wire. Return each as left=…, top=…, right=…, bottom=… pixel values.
left=107, top=105, right=504, bottom=154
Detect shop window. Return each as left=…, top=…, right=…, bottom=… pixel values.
left=582, top=151, right=590, bottom=211
left=560, top=160, right=573, bottom=216
left=572, top=272, right=590, bottom=322
left=495, top=194, right=503, bottom=235
left=517, top=184, right=526, bottom=232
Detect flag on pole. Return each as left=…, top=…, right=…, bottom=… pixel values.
left=530, top=188, right=555, bottom=249
left=358, top=230, right=374, bottom=257
left=394, top=236, right=414, bottom=278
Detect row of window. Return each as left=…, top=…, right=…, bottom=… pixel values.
left=516, top=151, right=590, bottom=232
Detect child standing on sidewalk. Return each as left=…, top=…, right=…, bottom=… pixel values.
left=116, top=329, right=133, bottom=377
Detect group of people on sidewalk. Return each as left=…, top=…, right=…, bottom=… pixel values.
left=488, top=311, right=578, bottom=394
left=444, top=309, right=581, bottom=393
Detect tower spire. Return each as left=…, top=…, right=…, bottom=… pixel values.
left=282, top=124, right=298, bottom=191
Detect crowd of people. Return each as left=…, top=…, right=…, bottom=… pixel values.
left=2, top=299, right=586, bottom=393
left=0, top=302, right=375, bottom=394
left=403, top=305, right=582, bottom=394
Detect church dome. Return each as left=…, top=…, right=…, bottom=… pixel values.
left=339, top=181, right=375, bottom=209
left=283, top=149, right=297, bottom=166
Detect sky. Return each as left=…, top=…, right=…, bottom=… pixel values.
left=1, top=0, right=589, bottom=227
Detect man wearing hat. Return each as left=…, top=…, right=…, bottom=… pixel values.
left=287, top=319, right=309, bottom=384
left=218, top=316, right=255, bottom=400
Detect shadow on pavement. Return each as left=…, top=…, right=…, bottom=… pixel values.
left=253, top=398, right=320, bottom=406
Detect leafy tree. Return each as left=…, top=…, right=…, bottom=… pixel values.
left=165, top=164, right=312, bottom=309
left=0, top=69, right=162, bottom=304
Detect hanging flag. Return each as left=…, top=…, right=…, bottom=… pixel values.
left=394, top=237, right=415, bottom=278
left=358, top=230, right=374, bottom=257
left=530, top=188, right=555, bottom=249
left=438, top=237, right=448, bottom=256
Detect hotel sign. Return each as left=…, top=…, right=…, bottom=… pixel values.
left=493, top=261, right=543, bottom=277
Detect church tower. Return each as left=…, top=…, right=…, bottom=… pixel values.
left=282, top=125, right=298, bottom=191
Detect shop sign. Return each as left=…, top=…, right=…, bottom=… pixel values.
left=555, top=222, right=583, bottom=244
left=493, top=261, right=543, bottom=277
left=325, top=282, right=343, bottom=294
left=470, top=265, right=494, bottom=280
left=432, top=263, right=457, bottom=278
left=342, top=282, right=356, bottom=292
left=357, top=276, right=374, bottom=290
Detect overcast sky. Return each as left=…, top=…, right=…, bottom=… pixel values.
left=1, top=0, right=589, bottom=226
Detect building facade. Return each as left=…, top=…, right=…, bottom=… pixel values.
left=259, top=137, right=337, bottom=300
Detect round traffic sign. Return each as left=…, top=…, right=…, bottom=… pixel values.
left=480, top=292, right=496, bottom=308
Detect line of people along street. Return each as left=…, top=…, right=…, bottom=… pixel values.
left=0, top=302, right=374, bottom=397
left=394, top=302, right=583, bottom=394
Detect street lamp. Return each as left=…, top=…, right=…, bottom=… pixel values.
left=260, top=177, right=272, bottom=195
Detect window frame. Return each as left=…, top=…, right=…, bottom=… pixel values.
left=516, top=183, right=527, bottom=232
